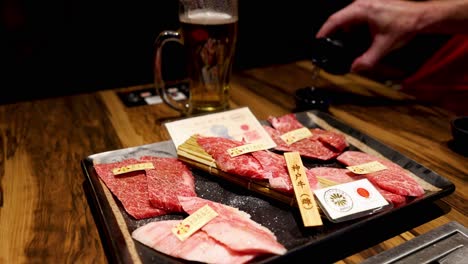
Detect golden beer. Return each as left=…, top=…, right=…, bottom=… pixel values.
left=180, top=10, right=238, bottom=113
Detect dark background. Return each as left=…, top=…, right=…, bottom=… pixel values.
left=1, top=0, right=447, bottom=104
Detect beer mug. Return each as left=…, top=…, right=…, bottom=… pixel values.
left=154, top=0, right=238, bottom=116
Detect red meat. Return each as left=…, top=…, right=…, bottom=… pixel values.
left=132, top=220, right=257, bottom=264
left=94, top=159, right=167, bottom=219
left=140, top=156, right=197, bottom=212
left=337, top=151, right=425, bottom=197
left=178, top=196, right=287, bottom=256
left=251, top=150, right=319, bottom=193
left=309, top=166, right=406, bottom=206
left=264, top=114, right=348, bottom=160
left=268, top=114, right=304, bottom=133
left=263, top=125, right=341, bottom=161
left=196, top=136, right=268, bottom=180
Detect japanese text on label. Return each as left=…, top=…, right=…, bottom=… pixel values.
left=346, top=161, right=387, bottom=174
left=280, top=127, right=313, bottom=145
left=172, top=204, right=218, bottom=241
left=112, top=162, right=155, bottom=175
left=227, top=143, right=268, bottom=157
left=284, top=152, right=323, bottom=227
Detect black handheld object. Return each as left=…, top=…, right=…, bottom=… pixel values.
left=294, top=87, right=331, bottom=112
left=311, top=27, right=372, bottom=75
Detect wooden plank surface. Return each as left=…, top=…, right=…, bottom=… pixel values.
left=0, top=60, right=466, bottom=263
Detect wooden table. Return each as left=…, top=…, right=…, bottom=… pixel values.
left=1, top=60, right=466, bottom=263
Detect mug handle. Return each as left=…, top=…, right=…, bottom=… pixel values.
left=154, top=30, right=191, bottom=115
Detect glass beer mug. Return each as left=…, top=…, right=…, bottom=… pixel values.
left=154, top=0, right=238, bottom=116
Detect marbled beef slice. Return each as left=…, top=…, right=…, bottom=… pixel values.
left=178, top=196, right=287, bottom=256
left=196, top=136, right=268, bottom=179
left=94, top=159, right=167, bottom=219
left=140, top=156, right=197, bottom=212
left=132, top=220, right=257, bottom=264
left=337, top=151, right=425, bottom=197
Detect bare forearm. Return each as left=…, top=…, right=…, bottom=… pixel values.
left=315, top=0, right=468, bottom=72
left=419, top=0, right=468, bottom=34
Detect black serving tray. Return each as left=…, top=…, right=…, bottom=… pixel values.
left=81, top=110, right=455, bottom=264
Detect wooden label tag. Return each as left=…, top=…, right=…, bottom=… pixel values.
left=227, top=143, right=268, bottom=157
left=112, top=162, right=154, bottom=175
left=284, top=152, right=323, bottom=227
left=280, top=127, right=312, bottom=145
left=346, top=161, right=387, bottom=174
left=172, top=204, right=218, bottom=241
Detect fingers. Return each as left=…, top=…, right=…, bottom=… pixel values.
left=316, top=3, right=366, bottom=38
left=351, top=35, right=394, bottom=72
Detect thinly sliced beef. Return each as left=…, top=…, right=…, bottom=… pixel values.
left=309, top=167, right=406, bottom=205
left=94, top=159, right=167, bottom=219
left=251, top=150, right=319, bottom=193
left=374, top=186, right=408, bottom=207
left=140, top=156, right=197, bottom=212
left=132, top=220, right=257, bottom=264
left=309, top=167, right=364, bottom=184
left=263, top=125, right=341, bottom=160
left=265, top=114, right=348, bottom=160
left=310, top=128, right=348, bottom=152
left=197, top=135, right=319, bottom=194
left=178, top=196, right=287, bottom=256
left=196, top=136, right=268, bottom=179
left=337, top=151, right=425, bottom=197
left=268, top=114, right=304, bottom=133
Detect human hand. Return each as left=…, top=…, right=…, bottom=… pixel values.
left=316, top=0, right=424, bottom=73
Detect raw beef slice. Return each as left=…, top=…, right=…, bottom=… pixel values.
left=309, top=167, right=406, bottom=205
left=140, top=156, right=197, bottom=212
left=263, top=125, right=341, bottom=161
left=266, top=113, right=348, bottom=154
left=310, top=128, right=348, bottom=152
left=268, top=113, right=304, bottom=133
left=178, top=196, right=287, bottom=256
left=94, top=159, right=167, bottom=219
left=196, top=136, right=268, bottom=179
left=337, top=151, right=425, bottom=197
left=309, top=167, right=364, bottom=185
left=132, top=220, right=257, bottom=264
left=251, top=150, right=319, bottom=193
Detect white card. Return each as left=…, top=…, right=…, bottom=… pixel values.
left=165, top=107, right=277, bottom=149
left=314, top=179, right=390, bottom=222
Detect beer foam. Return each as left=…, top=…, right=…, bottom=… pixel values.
left=181, top=9, right=238, bottom=24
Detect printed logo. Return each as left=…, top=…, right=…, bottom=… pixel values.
left=300, top=194, right=315, bottom=210
left=175, top=223, right=191, bottom=235
left=323, top=188, right=353, bottom=212
left=356, top=187, right=371, bottom=198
